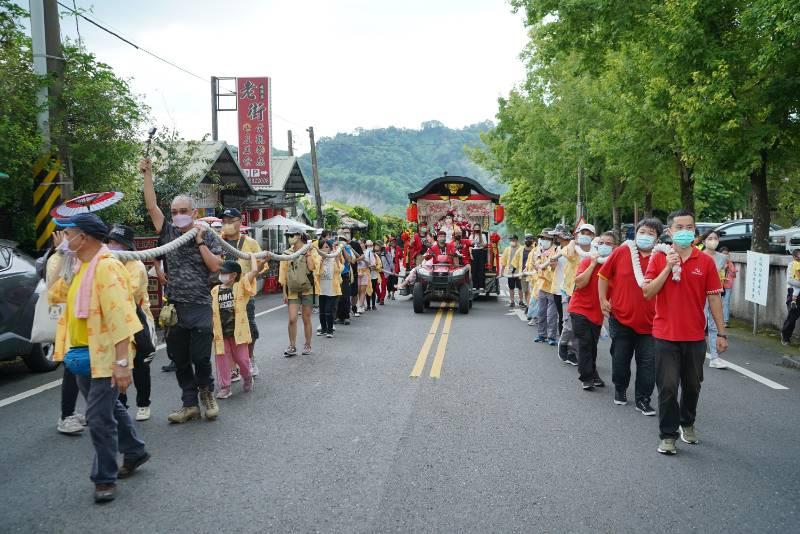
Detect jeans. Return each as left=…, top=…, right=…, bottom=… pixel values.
left=215, top=338, right=252, bottom=389
left=318, top=295, right=336, bottom=333
left=337, top=273, right=351, bottom=320
left=704, top=302, right=719, bottom=359
left=608, top=315, right=655, bottom=402
left=782, top=300, right=800, bottom=342
left=118, top=350, right=152, bottom=408
left=572, top=312, right=601, bottom=382
left=75, top=375, right=147, bottom=485
left=654, top=339, right=706, bottom=439
left=167, top=323, right=214, bottom=407
left=721, top=290, right=731, bottom=324
left=537, top=290, right=558, bottom=340
left=558, top=295, right=578, bottom=360
left=61, top=367, right=80, bottom=419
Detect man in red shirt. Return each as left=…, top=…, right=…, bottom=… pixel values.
left=598, top=218, right=663, bottom=416
left=643, top=209, right=728, bottom=456
left=425, top=230, right=458, bottom=260
left=568, top=231, right=616, bottom=390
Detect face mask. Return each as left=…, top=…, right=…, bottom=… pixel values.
left=635, top=234, right=656, bottom=250
left=222, top=223, right=237, bottom=235
left=172, top=213, right=193, bottom=228
left=219, top=273, right=233, bottom=285
left=672, top=230, right=695, bottom=248
left=438, top=239, right=446, bottom=246
left=577, top=235, right=592, bottom=246
left=57, top=238, right=76, bottom=256
left=66, top=232, right=85, bottom=254
left=288, top=235, right=299, bottom=245
left=705, top=239, right=719, bottom=251
left=524, top=240, right=533, bottom=247
left=538, top=239, right=552, bottom=250
left=107, top=242, right=127, bottom=251
left=598, top=244, right=613, bottom=257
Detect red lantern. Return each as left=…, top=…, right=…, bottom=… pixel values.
left=494, top=204, right=505, bottom=224
left=406, top=203, right=418, bottom=223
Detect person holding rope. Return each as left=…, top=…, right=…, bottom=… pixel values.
left=279, top=228, right=319, bottom=356
left=140, top=157, right=223, bottom=424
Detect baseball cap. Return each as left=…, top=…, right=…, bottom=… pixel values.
left=221, top=208, right=242, bottom=219
left=284, top=227, right=304, bottom=236
left=509, top=234, right=519, bottom=241
left=54, top=212, right=108, bottom=240
left=577, top=223, right=596, bottom=234
left=220, top=260, right=242, bottom=274
left=107, top=224, right=136, bottom=251
left=524, top=233, right=534, bottom=240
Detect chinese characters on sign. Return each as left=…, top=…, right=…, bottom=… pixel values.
left=744, top=250, right=770, bottom=306
left=237, top=77, right=271, bottom=186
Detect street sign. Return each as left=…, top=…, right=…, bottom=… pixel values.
left=236, top=76, right=272, bottom=187
left=744, top=250, right=770, bottom=306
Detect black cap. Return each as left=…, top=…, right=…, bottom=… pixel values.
left=221, top=208, right=242, bottom=219
left=509, top=234, right=519, bottom=240
left=107, top=224, right=136, bottom=251
left=54, top=212, right=109, bottom=240
left=220, top=260, right=242, bottom=274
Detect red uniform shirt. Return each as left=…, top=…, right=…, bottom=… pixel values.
left=426, top=242, right=457, bottom=259
left=568, top=258, right=604, bottom=326
left=644, top=247, right=723, bottom=342
left=598, top=245, right=656, bottom=334
left=455, top=239, right=472, bottom=264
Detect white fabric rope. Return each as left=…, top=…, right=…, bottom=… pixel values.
left=627, top=241, right=680, bottom=286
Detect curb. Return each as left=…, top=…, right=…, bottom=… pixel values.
left=781, top=355, right=800, bottom=370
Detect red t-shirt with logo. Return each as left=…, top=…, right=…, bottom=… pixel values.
left=568, top=258, right=603, bottom=326
left=598, top=245, right=656, bottom=334
left=644, top=247, right=723, bottom=342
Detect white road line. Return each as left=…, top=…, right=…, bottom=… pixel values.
left=709, top=356, right=789, bottom=390
left=505, top=309, right=528, bottom=322
left=0, top=302, right=289, bottom=409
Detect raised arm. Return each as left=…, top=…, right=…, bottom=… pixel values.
left=139, top=157, right=165, bottom=233
left=574, top=259, right=597, bottom=289
left=244, top=254, right=259, bottom=282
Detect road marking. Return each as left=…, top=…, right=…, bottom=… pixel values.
left=0, top=302, right=288, bottom=409
left=410, top=308, right=444, bottom=377
left=429, top=310, right=454, bottom=379
left=505, top=309, right=528, bottom=322
left=708, top=356, right=789, bottom=390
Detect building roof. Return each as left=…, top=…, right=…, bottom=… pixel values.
left=408, top=175, right=500, bottom=202
left=183, top=141, right=256, bottom=194
left=262, top=156, right=310, bottom=194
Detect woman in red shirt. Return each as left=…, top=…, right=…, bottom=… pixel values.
left=569, top=231, right=616, bottom=390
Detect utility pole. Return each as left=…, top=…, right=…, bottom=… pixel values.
left=210, top=76, right=219, bottom=141
left=287, top=130, right=293, bottom=156
left=576, top=164, right=584, bottom=223
left=30, top=0, right=49, bottom=148
left=43, top=0, right=71, bottom=197
left=307, top=127, right=323, bottom=228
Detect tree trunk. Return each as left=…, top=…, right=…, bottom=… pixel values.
left=750, top=149, right=771, bottom=253
left=644, top=189, right=654, bottom=218
left=611, top=179, right=621, bottom=242
left=676, top=154, right=695, bottom=213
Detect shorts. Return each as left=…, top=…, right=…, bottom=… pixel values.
left=288, top=294, right=315, bottom=306
left=358, top=272, right=370, bottom=286
left=508, top=277, right=522, bottom=290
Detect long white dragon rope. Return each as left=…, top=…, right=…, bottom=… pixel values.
left=626, top=240, right=680, bottom=286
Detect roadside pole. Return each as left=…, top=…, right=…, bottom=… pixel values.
left=287, top=130, right=293, bottom=156
left=211, top=76, right=219, bottom=141
left=307, top=127, right=323, bottom=228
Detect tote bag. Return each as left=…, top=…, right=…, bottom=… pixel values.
left=30, top=280, right=62, bottom=344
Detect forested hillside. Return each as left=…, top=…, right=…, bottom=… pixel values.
left=297, top=121, right=503, bottom=215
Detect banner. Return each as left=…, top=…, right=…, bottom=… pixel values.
left=237, top=77, right=272, bottom=186
left=744, top=250, right=770, bottom=306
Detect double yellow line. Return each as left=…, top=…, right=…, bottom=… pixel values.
left=410, top=303, right=454, bottom=379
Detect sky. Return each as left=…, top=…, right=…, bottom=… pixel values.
left=23, top=0, right=529, bottom=154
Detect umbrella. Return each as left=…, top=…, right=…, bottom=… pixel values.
left=50, top=191, right=124, bottom=218
left=257, top=215, right=315, bottom=231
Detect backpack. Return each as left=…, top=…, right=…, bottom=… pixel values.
left=287, top=254, right=314, bottom=294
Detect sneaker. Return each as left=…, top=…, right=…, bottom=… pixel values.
left=118, top=452, right=150, bottom=479
left=284, top=346, right=297, bottom=358
left=57, top=415, right=85, bottom=434
left=199, top=387, right=219, bottom=420
left=614, top=390, right=628, bottom=406
left=567, top=354, right=578, bottom=366
left=547, top=338, right=557, bottom=346
left=135, top=407, right=151, bottom=421
left=379, top=301, right=385, bottom=305
left=317, top=329, right=325, bottom=336
left=143, top=352, right=157, bottom=364
left=243, top=376, right=254, bottom=392
left=94, top=483, right=117, bottom=503
left=161, top=360, right=176, bottom=372
left=709, top=358, right=728, bottom=369
left=344, top=319, right=351, bottom=325
left=657, top=438, right=677, bottom=455
left=635, top=399, right=656, bottom=416
left=558, top=348, right=569, bottom=364
left=781, top=334, right=790, bottom=346
left=527, top=318, right=536, bottom=326
left=582, top=381, right=594, bottom=390
left=168, top=405, right=201, bottom=424
left=391, top=295, right=396, bottom=300
left=302, top=344, right=312, bottom=355
left=216, top=387, right=232, bottom=399
left=533, top=336, right=546, bottom=343
left=75, top=413, right=87, bottom=426
left=593, top=377, right=605, bottom=388
left=680, top=425, right=698, bottom=444
left=231, top=366, right=242, bottom=382
left=326, top=333, right=333, bottom=339
left=354, top=312, right=361, bottom=317
left=250, top=359, right=259, bottom=377
left=509, top=302, right=515, bottom=307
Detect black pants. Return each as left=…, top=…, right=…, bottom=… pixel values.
left=608, top=315, right=655, bottom=402
left=553, top=294, right=564, bottom=335
left=246, top=297, right=258, bottom=341
left=337, top=273, right=351, bottom=320
left=782, top=301, right=800, bottom=342
left=370, top=279, right=378, bottom=307
left=654, top=338, right=705, bottom=439
left=571, top=312, right=601, bottom=382
left=319, top=295, right=336, bottom=333
left=61, top=367, right=80, bottom=419
left=471, top=249, right=487, bottom=289
left=167, top=324, right=214, bottom=407
left=119, top=350, right=152, bottom=408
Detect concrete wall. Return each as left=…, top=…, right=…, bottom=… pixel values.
left=728, top=252, right=791, bottom=330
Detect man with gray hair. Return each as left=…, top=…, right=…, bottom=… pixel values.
left=140, top=158, right=223, bottom=423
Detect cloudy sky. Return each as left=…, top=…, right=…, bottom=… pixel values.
left=28, top=0, right=528, bottom=153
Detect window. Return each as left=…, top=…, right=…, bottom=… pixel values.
left=721, top=223, right=747, bottom=236
left=0, top=247, right=10, bottom=270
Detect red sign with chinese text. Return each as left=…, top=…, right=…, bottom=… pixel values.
left=237, top=77, right=272, bottom=186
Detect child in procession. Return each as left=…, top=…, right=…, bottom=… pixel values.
left=316, top=239, right=343, bottom=338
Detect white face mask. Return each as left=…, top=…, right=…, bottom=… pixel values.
left=172, top=213, right=193, bottom=228
left=219, top=273, right=234, bottom=285
left=705, top=239, right=719, bottom=251
left=538, top=239, right=552, bottom=250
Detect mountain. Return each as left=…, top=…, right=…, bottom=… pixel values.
left=296, top=120, right=504, bottom=215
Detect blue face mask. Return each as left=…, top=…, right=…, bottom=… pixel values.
left=597, top=244, right=613, bottom=257
left=635, top=234, right=656, bottom=250
left=577, top=235, right=592, bottom=246
left=672, top=230, right=695, bottom=248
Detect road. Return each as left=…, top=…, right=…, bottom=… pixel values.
left=1, top=292, right=799, bottom=533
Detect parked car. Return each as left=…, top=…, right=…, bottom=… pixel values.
left=0, top=240, right=59, bottom=372
left=714, top=219, right=785, bottom=253
left=768, top=219, right=800, bottom=254
left=695, top=222, right=722, bottom=238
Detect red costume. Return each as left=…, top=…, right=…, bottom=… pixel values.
left=425, top=241, right=459, bottom=261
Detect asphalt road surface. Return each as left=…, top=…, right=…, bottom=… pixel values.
left=1, top=293, right=799, bottom=533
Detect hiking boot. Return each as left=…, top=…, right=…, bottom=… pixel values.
left=216, top=387, right=232, bottom=399
left=680, top=425, right=698, bottom=444
left=168, top=406, right=201, bottom=424
left=94, top=483, right=116, bottom=503
left=657, top=438, right=677, bottom=455
left=635, top=399, right=656, bottom=416
left=614, top=389, right=628, bottom=406
left=199, top=387, right=219, bottom=420
left=592, top=377, right=606, bottom=388
left=118, top=452, right=150, bottom=479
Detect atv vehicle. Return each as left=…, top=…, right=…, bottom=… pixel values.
left=412, top=254, right=472, bottom=314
